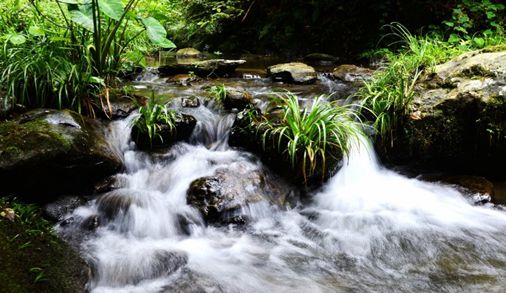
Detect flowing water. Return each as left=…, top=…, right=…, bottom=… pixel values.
left=58, top=67, right=506, bottom=292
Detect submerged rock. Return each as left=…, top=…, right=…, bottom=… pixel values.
left=267, top=62, right=317, bottom=84
left=383, top=51, right=506, bottom=178
left=0, top=109, right=123, bottom=200
left=43, top=195, right=88, bottom=222
left=187, top=161, right=292, bottom=225
left=131, top=113, right=197, bottom=149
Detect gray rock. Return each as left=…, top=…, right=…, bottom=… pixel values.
left=267, top=62, right=317, bottom=84
left=187, top=161, right=292, bottom=224
left=181, top=96, right=201, bottom=108
left=332, top=64, right=374, bottom=84
left=43, top=196, right=87, bottom=222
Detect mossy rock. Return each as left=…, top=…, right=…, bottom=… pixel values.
left=381, top=51, right=506, bottom=179
left=0, top=213, right=89, bottom=292
left=176, top=48, right=202, bottom=58
left=0, top=109, right=123, bottom=200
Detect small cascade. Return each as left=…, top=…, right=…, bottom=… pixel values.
left=58, top=69, right=506, bottom=293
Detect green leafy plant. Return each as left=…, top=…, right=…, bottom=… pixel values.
left=132, top=93, right=176, bottom=148
left=443, top=0, right=505, bottom=47
left=360, top=23, right=466, bottom=144
left=254, top=93, right=361, bottom=183
left=208, top=84, right=227, bottom=104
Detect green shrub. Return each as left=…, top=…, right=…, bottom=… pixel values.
left=132, top=94, right=177, bottom=148
left=254, top=93, right=362, bottom=183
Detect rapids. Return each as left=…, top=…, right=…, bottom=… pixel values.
left=58, top=70, right=506, bottom=293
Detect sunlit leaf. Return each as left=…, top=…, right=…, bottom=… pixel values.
left=98, top=0, right=124, bottom=21
left=140, top=17, right=176, bottom=48
left=9, top=34, right=26, bottom=45
left=28, top=25, right=45, bottom=37
left=68, top=5, right=94, bottom=31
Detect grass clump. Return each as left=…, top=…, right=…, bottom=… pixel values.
left=253, top=93, right=362, bottom=183
left=359, top=22, right=506, bottom=145
left=132, top=94, right=177, bottom=148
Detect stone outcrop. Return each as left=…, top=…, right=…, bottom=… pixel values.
left=0, top=109, right=123, bottom=200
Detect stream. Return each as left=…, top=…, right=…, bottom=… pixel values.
left=57, top=60, right=506, bottom=293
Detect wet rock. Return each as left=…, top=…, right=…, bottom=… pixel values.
left=222, top=87, right=253, bottom=110
left=187, top=161, right=291, bottom=225
left=43, top=196, right=88, bottom=222
left=0, top=109, right=123, bottom=201
left=168, top=74, right=201, bottom=86
left=131, top=113, right=197, bottom=149
left=181, top=96, right=201, bottom=108
left=96, top=190, right=140, bottom=221
left=267, top=62, right=317, bottom=84
left=332, top=64, right=374, bottom=85
left=382, top=51, right=506, bottom=178
left=176, top=48, right=202, bottom=59
left=158, top=59, right=246, bottom=77
left=94, top=174, right=129, bottom=193
left=81, top=215, right=100, bottom=231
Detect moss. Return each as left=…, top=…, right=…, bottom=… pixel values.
left=480, top=44, right=506, bottom=53
left=0, top=199, right=88, bottom=293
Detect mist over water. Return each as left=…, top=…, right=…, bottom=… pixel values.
left=59, top=76, right=506, bottom=293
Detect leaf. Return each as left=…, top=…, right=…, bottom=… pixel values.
left=140, top=17, right=176, bottom=48
left=9, top=34, right=26, bottom=45
left=28, top=25, right=45, bottom=37
left=473, top=37, right=485, bottom=48
left=68, top=5, right=94, bottom=31
left=98, top=0, right=124, bottom=21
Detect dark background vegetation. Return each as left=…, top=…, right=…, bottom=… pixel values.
left=177, top=0, right=461, bottom=58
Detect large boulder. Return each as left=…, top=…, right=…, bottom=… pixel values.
left=383, top=51, right=506, bottom=178
left=267, top=62, right=317, bottom=84
left=187, top=161, right=292, bottom=225
left=221, top=87, right=253, bottom=110
left=0, top=109, right=123, bottom=200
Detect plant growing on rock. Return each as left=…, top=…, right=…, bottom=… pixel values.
left=253, top=93, right=362, bottom=183
left=132, top=94, right=177, bottom=148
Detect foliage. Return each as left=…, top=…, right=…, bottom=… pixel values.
left=0, top=0, right=175, bottom=116
left=359, top=22, right=506, bottom=144
left=0, top=197, right=53, bottom=237
left=254, top=93, right=361, bottom=182
left=132, top=93, right=176, bottom=147
left=443, top=0, right=505, bottom=47
left=208, top=84, right=227, bottom=104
